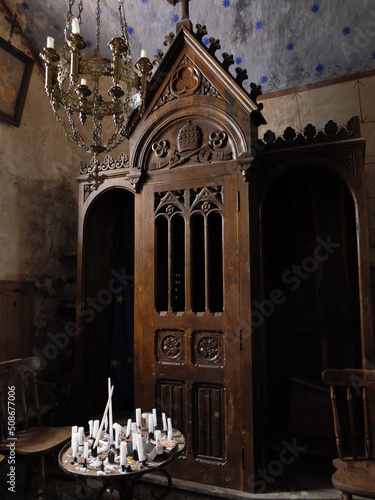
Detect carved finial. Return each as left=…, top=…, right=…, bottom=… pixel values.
left=167, top=0, right=192, bottom=31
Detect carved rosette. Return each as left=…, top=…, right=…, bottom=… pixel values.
left=193, top=331, right=223, bottom=366
left=157, top=330, right=184, bottom=364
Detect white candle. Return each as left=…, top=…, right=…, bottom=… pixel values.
left=71, top=426, right=78, bottom=446
left=88, top=420, right=93, bottom=437
left=132, top=433, right=138, bottom=452
left=136, top=408, right=142, bottom=429
left=167, top=417, right=173, bottom=440
left=126, top=419, right=132, bottom=437
left=108, top=378, right=113, bottom=445
left=148, top=415, right=154, bottom=434
left=72, top=432, right=79, bottom=458
left=131, top=422, right=137, bottom=434
left=72, top=17, right=80, bottom=34
left=137, top=434, right=145, bottom=461
left=155, top=430, right=163, bottom=455
left=78, top=426, right=84, bottom=445
left=83, top=441, right=89, bottom=460
left=152, top=408, right=157, bottom=427
left=140, top=48, right=147, bottom=58
left=120, top=441, right=127, bottom=466
left=46, top=37, right=54, bottom=49
left=80, top=78, right=87, bottom=86
left=105, top=414, right=108, bottom=433
left=114, top=423, right=120, bottom=448
left=162, top=413, right=167, bottom=431
left=93, top=419, right=99, bottom=439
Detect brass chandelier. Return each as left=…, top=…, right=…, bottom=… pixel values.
left=40, top=0, right=152, bottom=155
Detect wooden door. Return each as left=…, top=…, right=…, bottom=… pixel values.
left=135, top=170, right=243, bottom=488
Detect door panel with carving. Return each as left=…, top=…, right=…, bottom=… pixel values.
left=135, top=172, right=242, bottom=487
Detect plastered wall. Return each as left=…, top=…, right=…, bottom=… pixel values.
left=0, top=19, right=86, bottom=382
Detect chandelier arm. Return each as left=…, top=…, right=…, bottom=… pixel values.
left=119, top=0, right=132, bottom=64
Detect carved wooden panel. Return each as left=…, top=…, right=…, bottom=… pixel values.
left=193, top=330, right=223, bottom=366
left=157, top=379, right=185, bottom=433
left=194, top=384, right=225, bottom=461
left=156, top=329, right=185, bottom=364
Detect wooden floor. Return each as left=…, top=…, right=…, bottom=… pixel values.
left=0, top=452, right=369, bottom=499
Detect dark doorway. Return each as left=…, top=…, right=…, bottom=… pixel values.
left=81, top=188, right=135, bottom=420
left=261, top=167, right=361, bottom=461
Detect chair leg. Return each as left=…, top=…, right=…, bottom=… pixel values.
left=341, top=493, right=352, bottom=500
left=37, top=455, right=46, bottom=499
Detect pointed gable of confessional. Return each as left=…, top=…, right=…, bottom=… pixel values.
left=129, top=25, right=265, bottom=174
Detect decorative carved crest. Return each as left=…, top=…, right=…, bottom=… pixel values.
left=152, top=55, right=225, bottom=112
left=149, top=120, right=232, bottom=171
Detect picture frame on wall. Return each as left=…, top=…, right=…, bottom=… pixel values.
left=0, top=37, right=34, bottom=127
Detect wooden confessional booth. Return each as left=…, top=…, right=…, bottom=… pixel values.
left=74, top=22, right=374, bottom=494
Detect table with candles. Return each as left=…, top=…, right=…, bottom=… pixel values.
left=58, top=379, right=185, bottom=499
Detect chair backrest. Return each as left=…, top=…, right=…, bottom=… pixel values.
left=0, top=357, right=42, bottom=441
left=322, top=368, right=375, bottom=460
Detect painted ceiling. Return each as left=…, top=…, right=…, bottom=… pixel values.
left=4, top=0, right=375, bottom=94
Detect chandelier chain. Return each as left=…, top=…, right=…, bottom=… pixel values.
left=119, top=0, right=132, bottom=64
left=96, top=0, right=101, bottom=52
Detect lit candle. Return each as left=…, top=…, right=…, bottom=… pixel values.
left=126, top=419, right=132, bottom=437
left=120, top=441, right=127, bottom=466
left=152, top=408, right=157, bottom=427
left=108, top=378, right=113, bottom=445
left=83, top=441, right=89, bottom=460
left=167, top=417, right=173, bottom=440
left=80, top=78, right=87, bottom=86
left=88, top=420, right=93, bottom=437
left=162, top=413, right=167, bottom=431
left=140, top=48, right=147, bottom=59
left=72, top=17, right=80, bottom=34
left=136, top=408, right=142, bottom=429
left=46, top=37, right=54, bottom=49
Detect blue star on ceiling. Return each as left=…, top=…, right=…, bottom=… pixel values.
left=260, top=75, right=268, bottom=84
left=316, top=63, right=324, bottom=74
left=256, top=20, right=263, bottom=30
left=173, top=13, right=180, bottom=24
left=235, top=56, right=243, bottom=65
left=223, top=0, right=231, bottom=7
left=287, top=42, right=294, bottom=51
left=311, top=4, right=320, bottom=13
left=342, top=26, right=351, bottom=35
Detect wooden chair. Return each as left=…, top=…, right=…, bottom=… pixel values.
left=322, top=368, right=375, bottom=500
left=0, top=357, right=71, bottom=498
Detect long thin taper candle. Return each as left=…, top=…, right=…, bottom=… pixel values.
left=108, top=378, right=113, bottom=445
left=93, top=385, right=114, bottom=450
